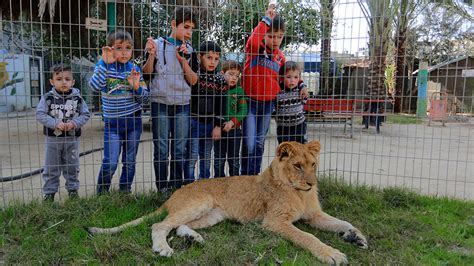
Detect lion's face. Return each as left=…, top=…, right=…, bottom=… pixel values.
left=273, top=141, right=321, bottom=191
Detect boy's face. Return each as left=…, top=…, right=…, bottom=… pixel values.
left=284, top=69, right=300, bottom=89
left=264, top=30, right=284, bottom=51
left=199, top=51, right=220, bottom=72
left=222, top=69, right=240, bottom=87
left=172, top=20, right=195, bottom=41
left=112, top=40, right=133, bottom=64
left=50, top=71, right=75, bottom=93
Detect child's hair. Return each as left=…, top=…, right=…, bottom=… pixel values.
left=222, top=60, right=242, bottom=73
left=199, top=41, right=221, bottom=55
left=50, top=63, right=72, bottom=77
left=279, top=61, right=301, bottom=77
left=106, top=30, right=133, bottom=47
left=270, top=15, right=285, bottom=32
left=173, top=6, right=197, bottom=27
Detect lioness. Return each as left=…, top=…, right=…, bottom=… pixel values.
left=89, top=141, right=367, bottom=264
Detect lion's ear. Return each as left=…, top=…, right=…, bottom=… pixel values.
left=277, top=142, right=298, bottom=160
left=306, top=140, right=321, bottom=154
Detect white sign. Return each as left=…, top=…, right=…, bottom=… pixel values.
left=461, top=69, right=474, bottom=77
left=85, top=18, right=107, bottom=31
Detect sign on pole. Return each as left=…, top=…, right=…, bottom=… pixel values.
left=85, top=18, right=107, bottom=31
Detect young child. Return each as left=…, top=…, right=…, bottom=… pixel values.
left=185, top=41, right=227, bottom=180
left=142, top=7, right=198, bottom=190
left=240, top=3, right=286, bottom=175
left=276, top=61, right=307, bottom=144
left=36, top=63, right=90, bottom=201
left=214, top=60, right=247, bottom=177
left=89, top=30, right=149, bottom=194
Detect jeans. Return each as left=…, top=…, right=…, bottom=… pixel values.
left=214, top=128, right=242, bottom=177
left=97, top=114, right=142, bottom=193
left=151, top=102, right=190, bottom=189
left=277, top=122, right=307, bottom=144
left=185, top=118, right=215, bottom=180
left=241, top=99, right=274, bottom=175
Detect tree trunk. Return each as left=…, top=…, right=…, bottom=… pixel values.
left=320, top=0, right=334, bottom=96
left=394, top=27, right=407, bottom=112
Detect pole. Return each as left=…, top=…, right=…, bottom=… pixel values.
left=107, top=1, right=116, bottom=32
left=416, top=61, right=428, bottom=118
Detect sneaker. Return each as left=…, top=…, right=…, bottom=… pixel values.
left=68, top=190, right=79, bottom=199
left=43, top=193, right=55, bottom=202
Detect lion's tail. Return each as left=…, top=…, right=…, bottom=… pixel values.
left=88, top=206, right=165, bottom=235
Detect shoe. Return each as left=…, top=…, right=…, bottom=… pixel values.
left=43, top=193, right=55, bottom=202
left=68, top=190, right=79, bottom=199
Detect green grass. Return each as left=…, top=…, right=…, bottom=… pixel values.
left=1, top=178, right=473, bottom=265
left=385, top=113, right=424, bottom=124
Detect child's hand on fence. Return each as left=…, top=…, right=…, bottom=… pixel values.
left=266, top=2, right=277, bottom=20
left=212, top=126, right=222, bottom=141
left=145, top=37, right=156, bottom=57
left=176, top=43, right=189, bottom=63
left=300, top=87, right=309, bottom=99
left=101, top=46, right=116, bottom=64
left=127, top=68, right=141, bottom=91
left=223, top=121, right=234, bottom=132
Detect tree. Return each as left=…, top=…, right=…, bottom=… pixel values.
left=359, top=0, right=394, bottom=99
left=204, top=0, right=321, bottom=53
left=320, top=0, right=337, bottom=95
left=392, top=0, right=473, bottom=112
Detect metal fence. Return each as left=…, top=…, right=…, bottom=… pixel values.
left=1, top=0, right=473, bottom=207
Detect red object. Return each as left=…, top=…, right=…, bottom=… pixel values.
left=428, top=92, right=448, bottom=125
left=304, top=99, right=354, bottom=113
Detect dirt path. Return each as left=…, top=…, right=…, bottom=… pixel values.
left=1, top=113, right=473, bottom=207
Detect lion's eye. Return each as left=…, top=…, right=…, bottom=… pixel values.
left=293, top=163, right=301, bottom=170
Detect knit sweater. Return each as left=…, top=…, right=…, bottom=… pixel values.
left=89, top=60, right=149, bottom=118
left=275, top=81, right=307, bottom=127
left=190, top=63, right=228, bottom=127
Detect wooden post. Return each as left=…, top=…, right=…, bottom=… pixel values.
left=416, top=61, right=428, bottom=118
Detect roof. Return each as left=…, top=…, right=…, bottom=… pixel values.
left=412, top=55, right=473, bottom=75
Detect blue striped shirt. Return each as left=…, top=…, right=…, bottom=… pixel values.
left=89, top=60, right=149, bottom=118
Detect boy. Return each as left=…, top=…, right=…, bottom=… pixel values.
left=214, top=60, right=247, bottom=177
left=240, top=3, right=285, bottom=176
left=241, top=3, right=307, bottom=175
left=185, top=41, right=227, bottom=180
left=89, top=30, right=149, bottom=194
left=142, top=7, right=198, bottom=190
left=275, top=61, right=307, bottom=144
left=36, top=63, right=90, bottom=201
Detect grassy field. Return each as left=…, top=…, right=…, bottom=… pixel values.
left=1, top=178, right=473, bottom=265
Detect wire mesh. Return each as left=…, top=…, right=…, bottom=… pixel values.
left=0, top=0, right=473, bottom=207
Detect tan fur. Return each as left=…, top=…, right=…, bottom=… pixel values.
left=89, top=141, right=367, bottom=264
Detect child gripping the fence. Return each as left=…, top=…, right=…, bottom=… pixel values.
left=214, top=60, right=248, bottom=177
left=36, top=63, right=91, bottom=201
left=275, top=61, right=308, bottom=144
left=142, top=7, right=198, bottom=191
left=89, top=30, right=149, bottom=194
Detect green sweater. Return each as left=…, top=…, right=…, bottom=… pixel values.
left=225, top=85, right=248, bottom=128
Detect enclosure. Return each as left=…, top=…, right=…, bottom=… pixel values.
left=0, top=0, right=474, bottom=262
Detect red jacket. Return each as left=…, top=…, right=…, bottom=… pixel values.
left=242, top=19, right=285, bottom=102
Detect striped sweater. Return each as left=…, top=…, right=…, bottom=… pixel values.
left=89, top=60, right=149, bottom=117
left=275, top=81, right=307, bottom=127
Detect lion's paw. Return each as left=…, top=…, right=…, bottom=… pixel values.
left=153, top=245, right=174, bottom=257
left=340, top=228, right=368, bottom=249
left=317, top=247, right=347, bottom=265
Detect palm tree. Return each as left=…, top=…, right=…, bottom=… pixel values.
left=320, top=0, right=337, bottom=95
left=358, top=0, right=394, bottom=99
left=392, top=0, right=473, bottom=112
